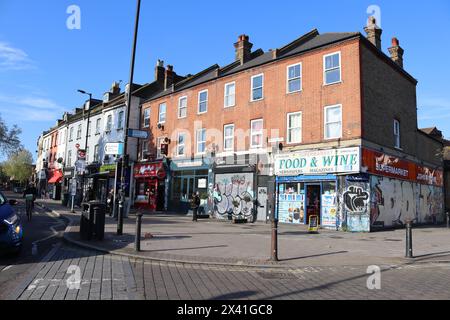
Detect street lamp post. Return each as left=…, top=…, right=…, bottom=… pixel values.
left=78, top=90, right=92, bottom=203
left=117, top=0, right=141, bottom=236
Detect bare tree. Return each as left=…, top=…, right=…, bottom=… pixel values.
left=0, top=114, right=22, bottom=156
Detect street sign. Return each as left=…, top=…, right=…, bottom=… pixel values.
left=71, top=179, right=77, bottom=196
left=128, top=129, right=149, bottom=139
left=104, top=142, right=124, bottom=155
left=77, top=149, right=86, bottom=160
left=75, top=160, right=86, bottom=173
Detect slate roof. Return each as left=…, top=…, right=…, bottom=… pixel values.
left=142, top=30, right=363, bottom=103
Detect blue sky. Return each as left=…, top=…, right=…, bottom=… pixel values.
left=0, top=0, right=449, bottom=162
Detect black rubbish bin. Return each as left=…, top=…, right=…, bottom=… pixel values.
left=79, top=202, right=106, bottom=241
left=80, top=203, right=94, bottom=241
left=92, top=203, right=106, bottom=241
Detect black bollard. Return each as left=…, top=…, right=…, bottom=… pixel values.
left=405, top=220, right=413, bottom=258
left=447, top=212, right=449, bottom=229
left=135, top=212, right=143, bottom=252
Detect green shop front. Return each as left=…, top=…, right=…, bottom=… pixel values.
left=274, top=147, right=361, bottom=230
left=168, top=158, right=211, bottom=214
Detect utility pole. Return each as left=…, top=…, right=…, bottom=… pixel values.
left=118, top=0, right=141, bottom=235
left=78, top=90, right=92, bottom=203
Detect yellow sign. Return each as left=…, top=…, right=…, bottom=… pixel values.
left=308, top=215, right=319, bottom=233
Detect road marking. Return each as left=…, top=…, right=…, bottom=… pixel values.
left=1, top=265, right=13, bottom=272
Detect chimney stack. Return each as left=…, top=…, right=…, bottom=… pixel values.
left=234, top=34, right=253, bottom=65
left=111, top=81, right=120, bottom=95
left=165, top=65, right=174, bottom=90
left=155, top=59, right=165, bottom=84
left=364, top=16, right=382, bottom=50
left=388, top=37, right=404, bottom=68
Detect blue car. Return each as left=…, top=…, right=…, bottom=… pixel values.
left=0, top=192, right=23, bottom=255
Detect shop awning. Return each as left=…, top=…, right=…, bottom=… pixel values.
left=48, top=170, right=63, bottom=184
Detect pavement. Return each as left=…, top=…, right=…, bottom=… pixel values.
left=35, top=198, right=450, bottom=268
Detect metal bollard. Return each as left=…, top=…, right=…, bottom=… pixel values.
left=405, top=220, right=413, bottom=258
left=271, top=218, right=279, bottom=262
left=135, top=212, right=143, bottom=252
left=447, top=212, right=449, bottom=229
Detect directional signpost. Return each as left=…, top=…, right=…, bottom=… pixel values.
left=104, top=143, right=125, bottom=156
left=128, top=129, right=149, bottom=139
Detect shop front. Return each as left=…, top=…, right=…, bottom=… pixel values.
left=362, top=148, right=445, bottom=230
left=169, top=158, right=210, bottom=214
left=134, top=162, right=166, bottom=212
left=47, top=169, right=63, bottom=201
left=274, top=147, right=361, bottom=230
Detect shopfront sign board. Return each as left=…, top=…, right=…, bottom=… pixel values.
left=274, top=147, right=360, bottom=176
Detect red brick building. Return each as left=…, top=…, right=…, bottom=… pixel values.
left=137, top=17, right=444, bottom=231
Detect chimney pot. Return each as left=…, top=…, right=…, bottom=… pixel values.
left=364, top=15, right=382, bottom=50
left=234, top=34, right=253, bottom=65
left=388, top=37, right=404, bottom=69
left=155, top=59, right=165, bottom=85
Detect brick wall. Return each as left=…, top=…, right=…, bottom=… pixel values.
left=141, top=39, right=362, bottom=158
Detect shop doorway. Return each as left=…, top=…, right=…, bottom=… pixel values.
left=306, top=184, right=321, bottom=225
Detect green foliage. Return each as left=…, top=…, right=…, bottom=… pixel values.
left=2, top=150, right=33, bottom=183
left=0, top=114, right=22, bottom=156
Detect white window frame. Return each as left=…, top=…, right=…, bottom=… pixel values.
left=196, top=128, right=207, bottom=155
left=394, top=119, right=401, bottom=149
left=117, top=111, right=124, bottom=130
left=106, top=115, right=112, bottom=132
left=141, top=140, right=149, bottom=160
left=95, top=118, right=101, bottom=134
left=177, top=132, right=186, bottom=157
left=223, top=124, right=235, bottom=151
left=143, top=108, right=150, bottom=128
left=158, top=103, right=166, bottom=124
left=178, top=96, right=188, bottom=119
left=76, top=124, right=82, bottom=139
left=286, top=112, right=302, bottom=144
left=93, top=144, right=99, bottom=162
left=324, top=104, right=343, bottom=140
left=323, top=51, right=342, bottom=86
left=251, top=74, right=264, bottom=102
left=224, top=82, right=236, bottom=108
left=286, top=63, right=302, bottom=94
left=156, top=137, right=165, bottom=159
left=250, top=119, right=264, bottom=149
left=69, top=127, right=74, bottom=141
left=198, top=90, right=208, bottom=114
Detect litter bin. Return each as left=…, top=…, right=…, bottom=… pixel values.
left=79, top=202, right=106, bottom=241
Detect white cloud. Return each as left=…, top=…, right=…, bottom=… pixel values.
left=0, top=42, right=35, bottom=71
left=0, top=94, right=62, bottom=110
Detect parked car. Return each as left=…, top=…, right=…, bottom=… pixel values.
left=13, top=186, right=24, bottom=194
left=0, top=191, right=23, bottom=255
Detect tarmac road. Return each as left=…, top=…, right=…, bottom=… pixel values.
left=0, top=191, right=68, bottom=300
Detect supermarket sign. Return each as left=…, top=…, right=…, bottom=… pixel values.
left=274, top=147, right=360, bottom=176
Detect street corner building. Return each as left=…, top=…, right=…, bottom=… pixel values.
left=35, top=16, right=447, bottom=232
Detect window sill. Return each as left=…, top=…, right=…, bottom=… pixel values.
left=250, top=98, right=264, bottom=103
left=323, top=81, right=342, bottom=87
left=286, top=89, right=302, bottom=95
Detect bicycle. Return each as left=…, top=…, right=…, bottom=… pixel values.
left=25, top=194, right=34, bottom=221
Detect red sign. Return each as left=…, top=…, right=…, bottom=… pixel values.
left=363, top=148, right=415, bottom=181
left=134, top=162, right=165, bottom=179
left=416, top=165, right=444, bottom=187
left=362, top=148, right=443, bottom=187
left=75, top=143, right=80, bottom=149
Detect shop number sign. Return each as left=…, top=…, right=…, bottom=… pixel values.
left=274, top=147, right=360, bottom=176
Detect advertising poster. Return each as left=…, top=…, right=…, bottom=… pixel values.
left=321, top=194, right=337, bottom=229
left=278, top=194, right=305, bottom=224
